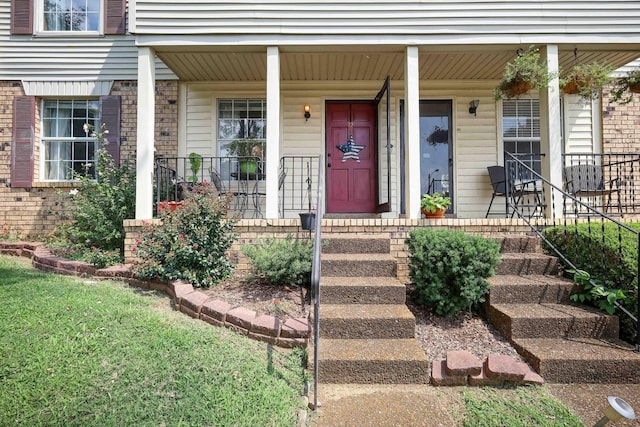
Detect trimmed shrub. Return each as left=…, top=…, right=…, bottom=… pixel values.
left=406, top=228, right=501, bottom=317
left=543, top=222, right=639, bottom=342
left=242, top=235, right=313, bottom=287
left=132, top=183, right=237, bottom=287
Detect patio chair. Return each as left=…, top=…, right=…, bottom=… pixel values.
left=563, top=164, right=622, bottom=214
left=485, top=166, right=506, bottom=217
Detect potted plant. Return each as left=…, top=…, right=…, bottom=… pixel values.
left=226, top=138, right=263, bottom=174
left=421, top=192, right=451, bottom=218
left=188, top=152, right=202, bottom=183
left=609, top=68, right=640, bottom=105
left=494, top=46, right=554, bottom=100
left=560, top=61, right=614, bottom=100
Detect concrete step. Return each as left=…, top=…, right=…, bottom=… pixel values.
left=316, top=338, right=430, bottom=384
left=486, top=275, right=575, bottom=304
left=487, top=303, right=619, bottom=340
left=511, top=337, right=640, bottom=383
left=322, top=234, right=390, bottom=254
left=497, top=253, right=560, bottom=276
left=318, top=304, right=416, bottom=339
left=321, top=253, right=397, bottom=277
left=321, top=276, right=406, bottom=305
left=490, top=234, right=541, bottom=254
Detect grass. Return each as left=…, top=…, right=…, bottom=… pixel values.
left=0, top=255, right=307, bottom=427
left=461, top=386, right=583, bottom=426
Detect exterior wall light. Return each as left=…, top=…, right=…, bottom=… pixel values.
left=304, top=105, right=311, bottom=121
left=469, top=99, right=480, bottom=116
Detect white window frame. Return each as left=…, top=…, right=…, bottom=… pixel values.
left=40, top=99, right=100, bottom=182
left=501, top=98, right=542, bottom=175
left=35, top=0, right=104, bottom=36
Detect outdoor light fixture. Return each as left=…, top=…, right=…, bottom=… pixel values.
left=469, top=99, right=480, bottom=116
left=304, top=105, right=311, bottom=121
left=593, top=396, right=636, bottom=427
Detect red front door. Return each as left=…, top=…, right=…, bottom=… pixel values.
left=326, top=101, right=377, bottom=213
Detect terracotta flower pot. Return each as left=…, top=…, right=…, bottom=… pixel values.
left=422, top=208, right=446, bottom=219
left=158, top=200, right=184, bottom=213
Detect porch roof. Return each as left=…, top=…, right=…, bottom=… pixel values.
left=150, top=44, right=640, bottom=82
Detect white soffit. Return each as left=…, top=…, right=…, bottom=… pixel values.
left=22, top=81, right=114, bottom=96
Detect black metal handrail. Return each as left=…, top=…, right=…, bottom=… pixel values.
left=310, top=156, right=323, bottom=411
left=505, top=152, right=639, bottom=352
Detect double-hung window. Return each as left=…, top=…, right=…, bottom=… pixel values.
left=42, top=99, right=100, bottom=181
left=217, top=99, right=266, bottom=178
left=502, top=98, right=541, bottom=175
left=41, top=0, right=101, bottom=32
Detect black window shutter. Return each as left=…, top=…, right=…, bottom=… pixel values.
left=104, top=0, right=125, bottom=34
left=11, top=0, right=33, bottom=35
left=11, top=96, right=35, bottom=188
left=100, top=96, right=121, bottom=167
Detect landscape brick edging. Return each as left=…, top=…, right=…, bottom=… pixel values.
left=0, top=242, right=311, bottom=349
left=431, top=350, right=544, bottom=386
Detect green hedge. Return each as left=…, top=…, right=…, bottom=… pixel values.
left=406, top=228, right=501, bottom=317
left=542, top=222, right=639, bottom=343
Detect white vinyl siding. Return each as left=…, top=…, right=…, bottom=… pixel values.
left=131, top=0, right=640, bottom=39
left=562, top=95, right=597, bottom=155
left=0, top=0, right=175, bottom=81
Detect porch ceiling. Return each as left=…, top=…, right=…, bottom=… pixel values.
left=155, top=46, right=640, bottom=82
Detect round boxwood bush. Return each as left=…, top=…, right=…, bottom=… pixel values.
left=406, top=228, right=500, bottom=317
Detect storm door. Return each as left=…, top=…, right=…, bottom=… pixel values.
left=420, top=100, right=453, bottom=213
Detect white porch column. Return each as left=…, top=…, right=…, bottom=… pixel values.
left=265, top=46, right=280, bottom=219
left=405, top=46, right=421, bottom=219
left=136, top=47, right=156, bottom=219
left=539, top=45, right=563, bottom=217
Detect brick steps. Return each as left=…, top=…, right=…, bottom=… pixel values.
left=487, top=303, right=619, bottom=339
left=316, top=339, right=430, bottom=384
left=321, top=253, right=397, bottom=277
left=317, top=236, right=429, bottom=384
left=511, top=338, right=640, bottom=384
left=318, top=304, right=416, bottom=339
left=486, top=275, right=574, bottom=304
left=486, top=234, right=640, bottom=384
left=321, top=276, right=406, bottom=305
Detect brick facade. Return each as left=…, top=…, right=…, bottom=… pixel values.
left=603, top=84, right=640, bottom=153
left=0, top=80, right=178, bottom=239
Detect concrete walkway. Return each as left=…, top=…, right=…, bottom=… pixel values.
left=307, top=383, right=640, bottom=426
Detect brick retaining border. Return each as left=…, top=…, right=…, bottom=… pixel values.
left=0, top=242, right=311, bottom=349
left=431, top=350, right=544, bottom=386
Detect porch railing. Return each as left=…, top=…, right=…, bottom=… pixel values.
left=505, top=152, right=639, bottom=352
left=310, top=156, right=323, bottom=411
left=562, top=153, right=640, bottom=216
left=155, top=155, right=321, bottom=219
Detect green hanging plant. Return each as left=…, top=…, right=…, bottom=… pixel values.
left=560, top=61, right=614, bottom=100
left=609, top=68, right=640, bottom=105
left=494, top=46, right=554, bottom=100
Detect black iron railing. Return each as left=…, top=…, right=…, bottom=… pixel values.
left=562, top=153, right=640, bottom=216
left=310, top=156, right=323, bottom=411
left=279, top=156, right=321, bottom=218
left=155, top=155, right=322, bottom=219
left=505, top=152, right=639, bottom=352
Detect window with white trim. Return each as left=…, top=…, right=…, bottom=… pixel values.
left=217, top=99, right=266, bottom=178
left=41, top=0, right=101, bottom=32
left=502, top=98, right=541, bottom=174
left=42, top=99, right=99, bottom=181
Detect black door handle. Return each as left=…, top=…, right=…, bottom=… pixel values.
left=327, top=163, right=332, bottom=168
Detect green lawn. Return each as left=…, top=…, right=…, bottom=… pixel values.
left=0, top=255, right=306, bottom=427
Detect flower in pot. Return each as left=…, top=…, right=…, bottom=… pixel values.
left=494, top=46, right=554, bottom=100
left=226, top=138, right=263, bottom=174
left=609, top=68, right=640, bottom=105
left=188, top=152, right=202, bottom=182
left=560, top=61, right=614, bottom=100
left=420, top=192, right=451, bottom=218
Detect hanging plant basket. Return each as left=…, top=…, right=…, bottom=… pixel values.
left=630, top=83, right=640, bottom=94
left=502, top=77, right=533, bottom=98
